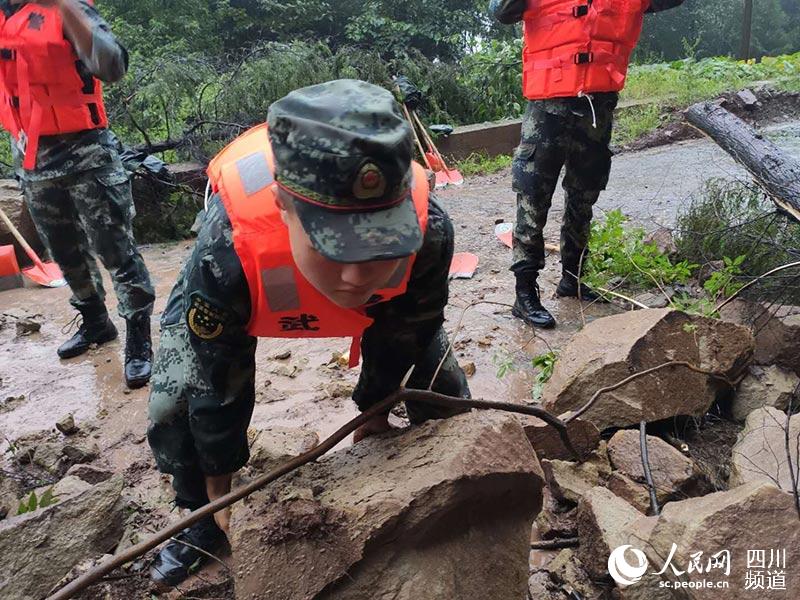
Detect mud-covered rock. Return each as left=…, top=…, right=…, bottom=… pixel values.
left=0, top=476, right=124, bottom=600
left=543, top=309, right=753, bottom=430
left=540, top=443, right=612, bottom=505
left=521, top=413, right=600, bottom=461
left=230, top=412, right=544, bottom=600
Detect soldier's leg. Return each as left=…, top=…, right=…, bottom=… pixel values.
left=147, top=322, right=230, bottom=587
left=147, top=323, right=209, bottom=508
left=404, top=326, right=471, bottom=424
left=70, top=161, right=156, bottom=386
left=23, top=178, right=107, bottom=312
left=511, top=101, right=567, bottom=328
left=558, top=96, right=617, bottom=300
left=69, top=162, right=155, bottom=320
left=23, top=178, right=118, bottom=358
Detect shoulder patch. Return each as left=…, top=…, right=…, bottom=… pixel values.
left=187, top=294, right=227, bottom=340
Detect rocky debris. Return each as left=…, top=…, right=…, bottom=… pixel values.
left=56, top=413, right=79, bottom=436
left=15, top=317, right=41, bottom=337
left=620, top=482, right=800, bottom=598
left=521, top=413, right=600, bottom=461
left=576, top=486, right=644, bottom=579
left=535, top=491, right=577, bottom=540
left=607, top=430, right=710, bottom=502
left=247, top=426, right=320, bottom=472
left=543, top=309, right=753, bottom=430
left=0, top=472, right=23, bottom=520
left=48, top=475, right=92, bottom=499
left=721, top=301, right=800, bottom=377
left=62, top=440, right=100, bottom=465
left=0, top=476, right=124, bottom=600
left=729, top=407, right=799, bottom=491
left=731, top=365, right=799, bottom=421
left=540, top=443, right=612, bottom=505
left=32, top=440, right=65, bottom=474
left=323, top=381, right=354, bottom=399
left=230, top=412, right=544, bottom=600
left=0, top=180, right=43, bottom=266
left=527, top=570, right=565, bottom=600
left=461, top=361, right=476, bottom=377
left=643, top=228, right=677, bottom=256
left=632, top=290, right=672, bottom=309
left=736, top=88, right=759, bottom=108
left=545, top=548, right=612, bottom=599
left=696, top=260, right=725, bottom=286
left=65, top=463, right=114, bottom=485
left=606, top=471, right=653, bottom=514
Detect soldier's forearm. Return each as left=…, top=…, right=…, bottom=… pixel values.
left=57, top=0, right=128, bottom=82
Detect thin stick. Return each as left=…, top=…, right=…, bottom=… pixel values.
left=530, top=537, right=580, bottom=551
left=47, top=389, right=577, bottom=600
left=640, top=421, right=660, bottom=515
left=595, top=286, right=649, bottom=309
left=567, top=361, right=735, bottom=423
left=715, top=261, right=800, bottom=312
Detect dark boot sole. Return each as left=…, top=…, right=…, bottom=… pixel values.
left=511, top=305, right=556, bottom=329
left=57, top=325, right=119, bottom=359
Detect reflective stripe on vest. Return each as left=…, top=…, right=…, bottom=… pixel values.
left=522, top=0, right=648, bottom=99
left=0, top=2, right=108, bottom=170
left=208, top=123, right=430, bottom=367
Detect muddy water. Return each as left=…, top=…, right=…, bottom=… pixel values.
left=0, top=119, right=797, bottom=513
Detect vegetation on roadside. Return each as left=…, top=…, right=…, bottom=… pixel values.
left=456, top=152, right=513, bottom=177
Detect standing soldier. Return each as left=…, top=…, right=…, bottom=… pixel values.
left=146, top=79, right=470, bottom=587
left=491, top=0, right=685, bottom=328
left=0, top=0, right=155, bottom=386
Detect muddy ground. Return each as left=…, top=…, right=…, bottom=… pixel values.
left=1, top=112, right=799, bottom=598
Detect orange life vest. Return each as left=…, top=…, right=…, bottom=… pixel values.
left=522, top=0, right=649, bottom=100
left=207, top=124, right=430, bottom=367
left=0, top=1, right=108, bottom=170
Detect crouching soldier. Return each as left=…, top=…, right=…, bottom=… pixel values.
left=146, top=79, right=471, bottom=587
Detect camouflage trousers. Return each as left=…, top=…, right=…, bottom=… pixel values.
left=22, top=160, right=155, bottom=319
left=147, top=322, right=470, bottom=509
left=511, top=95, right=618, bottom=278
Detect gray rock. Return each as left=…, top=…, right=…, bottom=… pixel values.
left=0, top=476, right=124, bottom=600
left=731, top=365, right=799, bottom=422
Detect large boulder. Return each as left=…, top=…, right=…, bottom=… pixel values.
left=619, top=482, right=800, bottom=599
left=521, top=413, right=600, bottom=461
left=0, top=180, right=44, bottom=267
left=230, top=412, right=544, bottom=600
left=731, top=365, right=799, bottom=422
left=607, top=430, right=710, bottom=502
left=0, top=476, right=124, bottom=600
left=720, top=300, right=800, bottom=377
left=543, top=309, right=753, bottom=431
left=730, top=407, right=799, bottom=490
left=576, top=486, right=644, bottom=579
left=540, top=443, right=612, bottom=505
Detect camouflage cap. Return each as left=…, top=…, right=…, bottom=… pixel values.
left=267, top=79, right=422, bottom=263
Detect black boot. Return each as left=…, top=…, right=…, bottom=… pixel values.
left=556, top=269, right=604, bottom=302
left=150, top=516, right=226, bottom=588
left=57, top=306, right=118, bottom=359
left=512, top=275, right=556, bottom=328
left=125, top=314, right=152, bottom=389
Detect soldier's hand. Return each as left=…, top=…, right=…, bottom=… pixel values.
left=353, top=414, right=394, bottom=443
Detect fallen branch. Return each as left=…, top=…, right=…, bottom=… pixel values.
left=47, top=389, right=577, bottom=600
left=640, top=421, right=660, bottom=516
left=530, top=537, right=579, bottom=551
left=715, top=260, right=800, bottom=312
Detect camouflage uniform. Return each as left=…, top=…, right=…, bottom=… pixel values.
left=490, top=0, right=685, bottom=279
left=511, top=94, right=618, bottom=277
left=4, top=1, right=154, bottom=320
left=148, top=81, right=470, bottom=509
